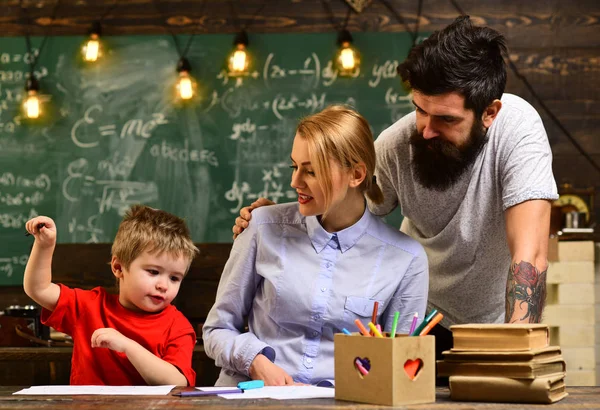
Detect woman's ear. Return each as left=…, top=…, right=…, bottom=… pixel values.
left=111, top=256, right=124, bottom=279
left=349, top=163, right=367, bottom=188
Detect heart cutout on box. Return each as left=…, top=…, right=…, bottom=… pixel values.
left=353, top=356, right=371, bottom=378
left=404, top=358, right=423, bottom=380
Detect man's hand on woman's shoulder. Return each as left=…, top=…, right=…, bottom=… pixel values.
left=232, top=198, right=275, bottom=239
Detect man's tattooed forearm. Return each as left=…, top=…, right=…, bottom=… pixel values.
left=505, top=261, right=547, bottom=323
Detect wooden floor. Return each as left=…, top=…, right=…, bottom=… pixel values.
left=0, top=386, right=598, bottom=409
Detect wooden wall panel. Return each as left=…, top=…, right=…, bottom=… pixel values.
left=508, top=49, right=600, bottom=101
left=0, top=0, right=598, bottom=47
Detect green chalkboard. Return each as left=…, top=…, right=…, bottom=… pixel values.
left=0, top=32, right=420, bottom=285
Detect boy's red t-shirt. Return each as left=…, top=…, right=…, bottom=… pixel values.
left=42, top=284, right=196, bottom=386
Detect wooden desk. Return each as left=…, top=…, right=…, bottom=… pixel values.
left=0, top=346, right=220, bottom=386
left=0, top=386, right=598, bottom=409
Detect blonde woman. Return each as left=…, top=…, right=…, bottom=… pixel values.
left=203, top=105, right=428, bottom=386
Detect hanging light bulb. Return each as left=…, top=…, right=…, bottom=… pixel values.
left=227, top=31, right=250, bottom=76
left=82, top=21, right=103, bottom=62
left=175, top=57, right=197, bottom=101
left=23, top=77, right=41, bottom=119
left=335, top=29, right=360, bottom=77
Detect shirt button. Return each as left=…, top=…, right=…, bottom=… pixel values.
left=306, top=358, right=313, bottom=363
left=326, top=262, right=332, bottom=268
left=312, top=331, right=318, bottom=337
left=314, top=314, right=320, bottom=320
left=321, top=287, right=327, bottom=292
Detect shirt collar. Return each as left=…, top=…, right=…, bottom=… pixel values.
left=305, top=205, right=372, bottom=254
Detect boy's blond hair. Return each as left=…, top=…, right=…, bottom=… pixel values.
left=296, top=105, right=384, bottom=219
left=111, top=205, right=198, bottom=271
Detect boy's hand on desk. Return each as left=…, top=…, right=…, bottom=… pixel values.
left=249, top=353, right=294, bottom=386
left=91, top=328, right=134, bottom=353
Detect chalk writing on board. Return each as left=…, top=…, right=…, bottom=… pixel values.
left=263, top=53, right=320, bottom=89
left=0, top=173, right=51, bottom=191
left=220, top=89, right=330, bottom=120
left=0, top=254, right=28, bottom=278
left=68, top=215, right=104, bottom=243
left=149, top=140, right=219, bottom=166
left=385, top=89, right=414, bottom=122
left=97, top=181, right=159, bottom=215
left=220, top=87, right=261, bottom=118
left=0, top=191, right=45, bottom=207
left=262, top=52, right=360, bottom=89
left=62, top=158, right=159, bottom=215
left=97, top=153, right=135, bottom=180
left=230, top=118, right=256, bottom=141
left=0, top=49, right=40, bottom=65
left=71, top=105, right=169, bottom=149
left=202, top=90, right=220, bottom=114
left=0, top=138, right=35, bottom=153
left=369, top=60, right=401, bottom=88
left=0, top=117, right=19, bottom=134
left=225, top=164, right=296, bottom=213
left=272, top=93, right=327, bottom=120
left=0, top=209, right=38, bottom=229
left=0, top=84, right=24, bottom=117
left=0, top=67, right=48, bottom=83
left=0, top=83, right=22, bottom=132
left=217, top=51, right=362, bottom=89
left=217, top=69, right=260, bottom=88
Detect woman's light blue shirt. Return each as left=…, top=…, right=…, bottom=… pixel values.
left=203, top=202, right=428, bottom=386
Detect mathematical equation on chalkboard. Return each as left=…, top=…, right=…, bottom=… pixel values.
left=0, top=170, right=49, bottom=278
left=217, top=52, right=401, bottom=89
left=0, top=34, right=417, bottom=281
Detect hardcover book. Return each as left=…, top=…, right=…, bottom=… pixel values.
left=449, top=373, right=568, bottom=404
left=450, top=324, right=549, bottom=351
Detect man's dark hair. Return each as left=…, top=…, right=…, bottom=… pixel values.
left=397, top=16, right=507, bottom=118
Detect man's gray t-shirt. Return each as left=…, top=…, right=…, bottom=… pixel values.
left=371, top=93, right=558, bottom=327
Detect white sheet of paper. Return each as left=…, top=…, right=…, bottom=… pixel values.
left=13, top=385, right=176, bottom=396
left=219, top=385, right=335, bottom=400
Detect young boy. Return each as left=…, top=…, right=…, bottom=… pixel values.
left=23, top=205, right=199, bottom=386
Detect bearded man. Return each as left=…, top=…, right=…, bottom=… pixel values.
left=232, top=16, right=558, bottom=376
left=372, top=15, right=557, bottom=354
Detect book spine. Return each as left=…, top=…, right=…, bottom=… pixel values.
left=449, top=377, right=559, bottom=404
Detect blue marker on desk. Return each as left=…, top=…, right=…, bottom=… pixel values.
left=177, top=388, right=243, bottom=397
left=342, top=328, right=352, bottom=335
left=237, top=380, right=264, bottom=390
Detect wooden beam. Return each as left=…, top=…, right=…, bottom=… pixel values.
left=0, top=0, right=598, bottom=49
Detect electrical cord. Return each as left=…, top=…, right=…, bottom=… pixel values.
left=152, top=0, right=207, bottom=59
left=228, top=0, right=270, bottom=33
left=19, top=0, right=62, bottom=75
left=321, top=0, right=352, bottom=33
left=99, top=0, right=119, bottom=24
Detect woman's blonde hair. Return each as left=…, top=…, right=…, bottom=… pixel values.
left=296, top=105, right=384, bottom=217
left=111, top=205, right=199, bottom=272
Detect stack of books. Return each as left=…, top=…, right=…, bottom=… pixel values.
left=437, top=324, right=568, bottom=404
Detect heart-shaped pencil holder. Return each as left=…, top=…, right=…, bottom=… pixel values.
left=335, top=333, right=435, bottom=406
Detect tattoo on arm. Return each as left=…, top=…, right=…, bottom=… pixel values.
left=505, top=261, right=547, bottom=323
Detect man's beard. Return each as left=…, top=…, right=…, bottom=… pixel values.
left=410, top=120, right=488, bottom=191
